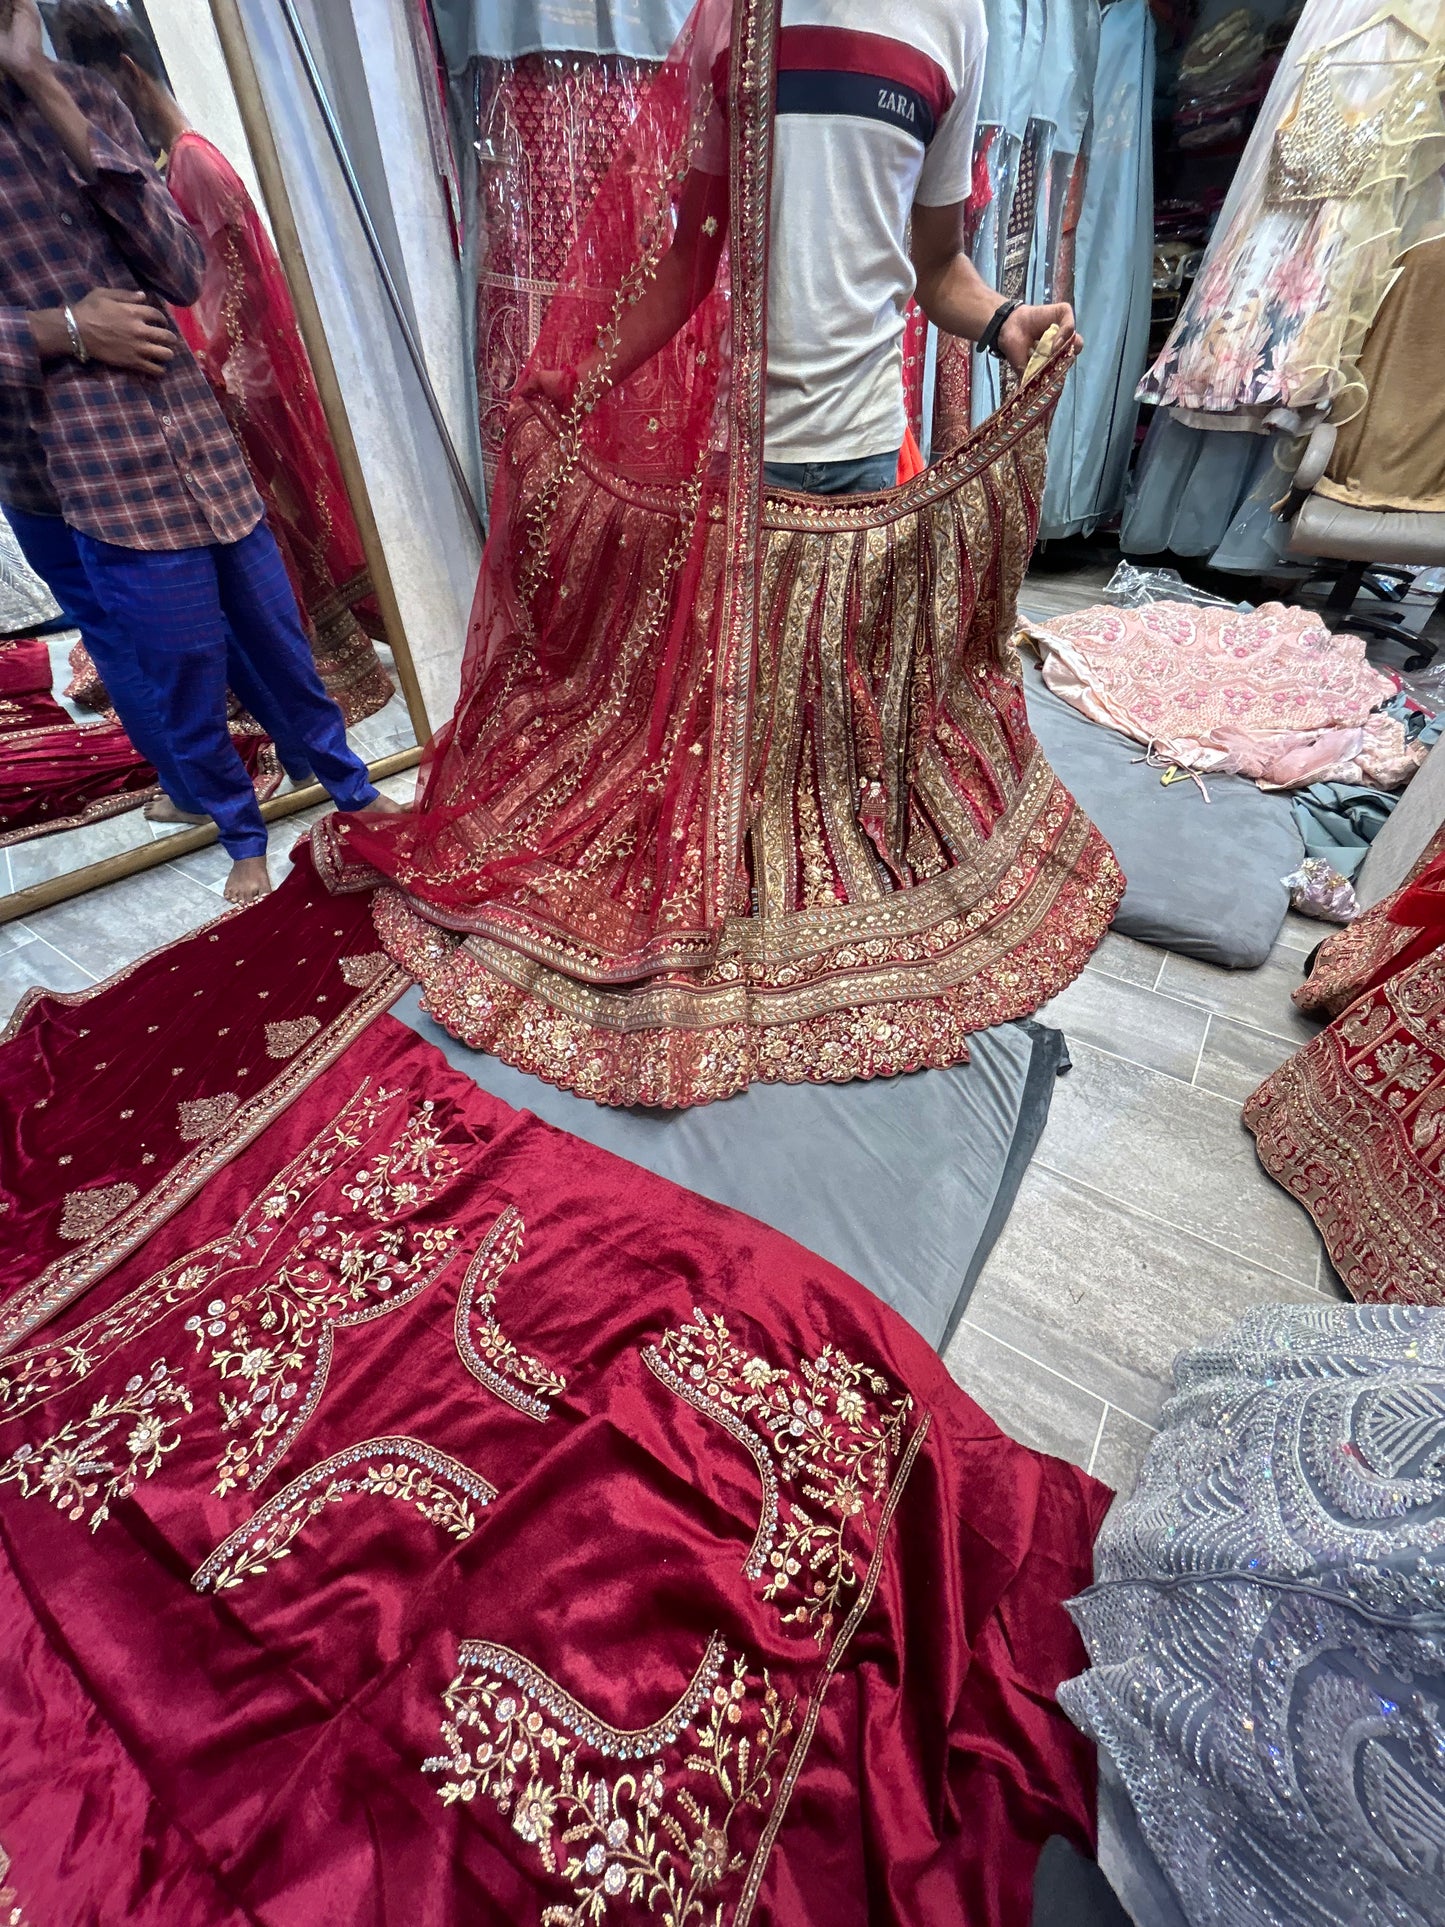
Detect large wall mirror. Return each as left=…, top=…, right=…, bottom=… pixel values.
left=0, top=0, right=481, bottom=923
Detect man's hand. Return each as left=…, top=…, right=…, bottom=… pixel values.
left=0, top=0, right=45, bottom=84
left=996, top=301, right=1079, bottom=378
left=76, top=290, right=176, bottom=373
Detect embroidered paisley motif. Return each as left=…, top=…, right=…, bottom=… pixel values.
left=643, top=1311, right=912, bottom=1640
left=176, top=1092, right=241, bottom=1141
left=192, top=1434, right=495, bottom=1591
left=455, top=1206, right=567, bottom=1420
left=338, top=951, right=389, bottom=988
left=423, top=1635, right=795, bottom=1926
left=264, top=1016, right=323, bottom=1059
left=57, top=1181, right=139, bottom=1242
left=0, top=1087, right=462, bottom=1503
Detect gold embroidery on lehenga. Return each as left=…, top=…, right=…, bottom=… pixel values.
left=58, top=1181, right=139, bottom=1242
left=455, top=1206, right=567, bottom=1419
left=423, top=1634, right=794, bottom=1925
left=0, top=1840, right=23, bottom=1926
left=192, top=1434, right=495, bottom=1592
left=176, top=1092, right=241, bottom=1141
left=338, top=950, right=389, bottom=988
left=0, top=1357, right=190, bottom=1531
left=643, top=1312, right=912, bottom=1639
left=264, top=1016, right=323, bottom=1059
left=0, top=1088, right=461, bottom=1514
left=192, top=1101, right=461, bottom=1494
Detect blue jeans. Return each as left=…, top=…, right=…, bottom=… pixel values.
left=75, top=521, right=375, bottom=859
left=762, top=451, right=900, bottom=496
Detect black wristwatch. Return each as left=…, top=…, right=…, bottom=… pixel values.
left=976, top=298, right=1022, bottom=360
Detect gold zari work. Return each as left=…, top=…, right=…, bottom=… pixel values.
left=369, top=351, right=1121, bottom=1107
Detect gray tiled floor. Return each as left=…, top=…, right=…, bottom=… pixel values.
left=942, top=914, right=1341, bottom=1487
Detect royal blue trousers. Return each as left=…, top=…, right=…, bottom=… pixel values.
left=5, top=506, right=322, bottom=810
left=74, top=520, right=375, bottom=859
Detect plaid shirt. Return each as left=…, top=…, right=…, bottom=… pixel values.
left=0, top=65, right=262, bottom=550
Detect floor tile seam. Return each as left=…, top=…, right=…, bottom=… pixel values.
left=1064, top=1035, right=1289, bottom=1116
left=955, top=1316, right=1112, bottom=1411
left=1027, top=1155, right=1320, bottom=1289
left=18, top=930, right=98, bottom=983
left=1085, top=1405, right=1109, bottom=1477
left=965, top=1301, right=1168, bottom=1428
left=1055, top=1032, right=1219, bottom=1094
left=1190, top=1013, right=1212, bottom=1089
left=1153, top=980, right=1318, bottom=1046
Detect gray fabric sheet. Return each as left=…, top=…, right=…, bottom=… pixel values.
left=1023, top=655, right=1303, bottom=968
left=392, top=986, right=1066, bottom=1350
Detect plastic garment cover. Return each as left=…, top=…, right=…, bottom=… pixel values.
left=433, top=0, right=691, bottom=63
left=1139, top=0, right=1445, bottom=426
left=1039, top=0, right=1155, bottom=540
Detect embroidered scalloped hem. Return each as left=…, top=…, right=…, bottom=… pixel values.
left=373, top=829, right=1123, bottom=1108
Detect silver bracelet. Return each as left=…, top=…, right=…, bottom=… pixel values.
left=62, top=304, right=89, bottom=363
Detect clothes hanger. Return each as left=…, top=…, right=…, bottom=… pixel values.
left=1310, top=7, right=1431, bottom=64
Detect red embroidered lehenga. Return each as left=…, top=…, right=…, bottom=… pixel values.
left=162, top=132, right=394, bottom=726
left=317, top=0, right=1121, bottom=1106
left=1245, top=824, right=1445, bottom=1304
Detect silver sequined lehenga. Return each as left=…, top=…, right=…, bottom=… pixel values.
left=1061, top=1303, right=1445, bottom=1927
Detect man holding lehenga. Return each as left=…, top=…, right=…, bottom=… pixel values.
left=318, top=0, right=1124, bottom=1105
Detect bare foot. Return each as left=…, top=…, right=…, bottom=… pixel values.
left=352, top=793, right=406, bottom=817
left=224, top=856, right=272, bottom=903
left=145, top=794, right=209, bottom=825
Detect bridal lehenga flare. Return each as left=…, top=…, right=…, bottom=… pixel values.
left=317, top=0, right=1120, bottom=1105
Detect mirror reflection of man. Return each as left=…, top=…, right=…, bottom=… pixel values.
left=0, top=0, right=397, bottom=900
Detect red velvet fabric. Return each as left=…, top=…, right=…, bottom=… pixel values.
left=0, top=844, right=403, bottom=1347
left=0, top=635, right=154, bottom=842
left=0, top=1012, right=1105, bottom=1924
left=0, top=636, right=282, bottom=845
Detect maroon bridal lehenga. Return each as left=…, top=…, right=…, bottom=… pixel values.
left=316, top=0, right=1121, bottom=1107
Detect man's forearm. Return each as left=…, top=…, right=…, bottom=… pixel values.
left=913, top=250, right=1006, bottom=343
left=601, top=251, right=706, bottom=392
left=14, top=63, right=98, bottom=180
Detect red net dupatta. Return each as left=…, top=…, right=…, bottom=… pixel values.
left=314, top=0, right=1120, bottom=1106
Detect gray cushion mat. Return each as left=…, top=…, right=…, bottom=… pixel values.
left=1024, top=655, right=1303, bottom=969
left=392, top=986, right=1067, bottom=1351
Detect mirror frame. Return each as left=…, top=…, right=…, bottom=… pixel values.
left=0, top=0, right=431, bottom=927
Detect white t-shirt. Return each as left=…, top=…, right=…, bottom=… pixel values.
left=703, top=0, right=986, bottom=461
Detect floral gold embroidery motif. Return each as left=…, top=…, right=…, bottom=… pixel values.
left=644, top=1312, right=911, bottom=1640
left=455, top=1207, right=567, bottom=1420
left=191, top=1101, right=462, bottom=1494
left=338, top=951, right=389, bottom=988
left=58, top=1182, right=139, bottom=1242
left=0, top=1084, right=401, bottom=1426
left=264, top=1016, right=323, bottom=1059
left=423, top=1636, right=794, bottom=1925
left=176, top=1092, right=241, bottom=1141
left=0, top=1358, right=190, bottom=1531
left=192, top=1435, right=495, bottom=1592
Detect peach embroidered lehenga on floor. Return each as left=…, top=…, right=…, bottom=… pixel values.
left=315, top=0, right=1121, bottom=1106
